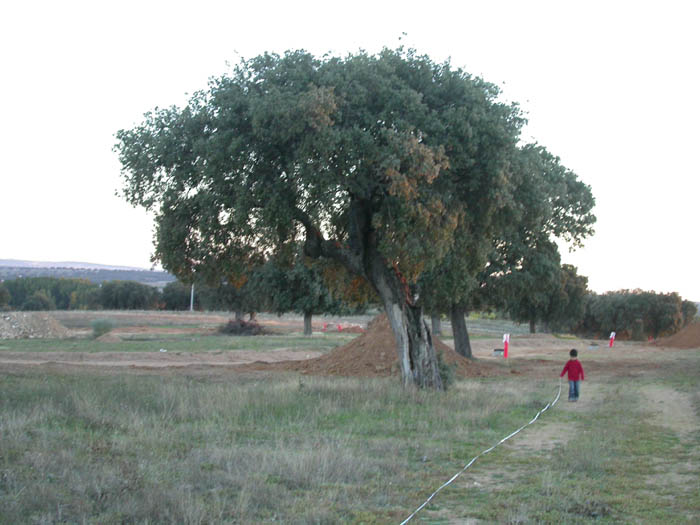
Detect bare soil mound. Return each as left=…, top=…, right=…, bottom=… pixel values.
left=657, top=322, right=700, bottom=349
left=0, top=312, right=70, bottom=339
left=245, top=314, right=502, bottom=378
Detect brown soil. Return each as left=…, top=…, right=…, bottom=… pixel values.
left=114, top=326, right=216, bottom=335
left=0, top=349, right=321, bottom=372
left=656, top=322, right=700, bottom=349
left=240, top=314, right=502, bottom=378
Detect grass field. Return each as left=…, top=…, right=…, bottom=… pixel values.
left=1, top=314, right=698, bottom=523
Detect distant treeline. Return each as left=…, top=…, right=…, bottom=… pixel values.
left=578, top=290, right=697, bottom=340
left=0, top=266, right=175, bottom=287
left=0, top=277, right=160, bottom=311
left=0, top=277, right=696, bottom=341
left=0, top=277, right=248, bottom=312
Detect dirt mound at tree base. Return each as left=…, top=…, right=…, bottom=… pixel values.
left=245, top=314, right=502, bottom=378
left=657, top=322, right=700, bottom=349
left=0, top=312, right=70, bottom=339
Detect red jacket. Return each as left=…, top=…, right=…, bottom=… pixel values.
left=560, top=359, right=584, bottom=381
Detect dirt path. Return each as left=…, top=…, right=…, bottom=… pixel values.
left=637, top=383, right=699, bottom=521
left=505, top=380, right=606, bottom=456
left=639, top=385, right=698, bottom=438
left=0, top=349, right=322, bottom=371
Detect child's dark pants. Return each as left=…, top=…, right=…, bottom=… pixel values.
left=568, top=380, right=580, bottom=401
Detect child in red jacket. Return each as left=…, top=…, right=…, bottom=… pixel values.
left=560, top=349, right=585, bottom=402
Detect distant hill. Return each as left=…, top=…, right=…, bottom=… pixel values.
left=0, top=259, right=146, bottom=271
left=0, top=260, right=176, bottom=288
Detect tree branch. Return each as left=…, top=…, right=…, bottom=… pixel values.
left=293, top=207, right=365, bottom=276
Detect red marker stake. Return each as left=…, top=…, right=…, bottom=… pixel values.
left=609, top=331, right=616, bottom=348
left=503, top=333, right=510, bottom=358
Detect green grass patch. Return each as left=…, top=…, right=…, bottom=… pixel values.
left=0, top=373, right=556, bottom=523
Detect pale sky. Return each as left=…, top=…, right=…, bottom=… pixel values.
left=1, top=0, right=698, bottom=300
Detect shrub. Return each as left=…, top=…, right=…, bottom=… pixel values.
left=218, top=319, right=267, bottom=335
left=436, top=350, right=456, bottom=390
left=91, top=319, right=114, bottom=338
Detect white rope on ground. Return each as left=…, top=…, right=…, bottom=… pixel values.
left=399, top=379, right=563, bottom=525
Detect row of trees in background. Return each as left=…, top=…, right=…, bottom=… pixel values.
left=2, top=270, right=695, bottom=342
left=0, top=255, right=363, bottom=336
left=0, top=276, right=241, bottom=312
left=0, top=278, right=161, bottom=311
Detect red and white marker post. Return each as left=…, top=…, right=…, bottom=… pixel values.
left=609, top=331, right=616, bottom=348
left=503, top=333, right=510, bottom=358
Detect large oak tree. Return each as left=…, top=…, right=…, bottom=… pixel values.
left=115, top=48, right=587, bottom=388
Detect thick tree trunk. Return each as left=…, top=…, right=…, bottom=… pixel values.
left=431, top=314, right=442, bottom=336
left=299, top=205, right=442, bottom=389
left=529, top=319, right=536, bottom=334
left=450, top=305, right=472, bottom=359
left=235, top=310, right=244, bottom=321
left=249, top=312, right=257, bottom=321
left=303, top=311, right=313, bottom=336
left=371, top=266, right=443, bottom=390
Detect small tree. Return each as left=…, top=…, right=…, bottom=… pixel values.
left=500, top=238, right=562, bottom=333
left=546, top=264, right=589, bottom=332
left=250, top=252, right=342, bottom=335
